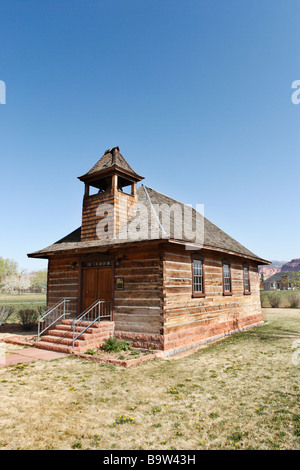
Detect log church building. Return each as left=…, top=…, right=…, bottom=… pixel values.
left=28, top=146, right=269, bottom=356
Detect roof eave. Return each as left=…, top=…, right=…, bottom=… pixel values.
left=78, top=165, right=144, bottom=184
left=168, top=239, right=271, bottom=265
left=28, top=238, right=271, bottom=265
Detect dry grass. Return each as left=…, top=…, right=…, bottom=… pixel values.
left=0, top=308, right=299, bottom=450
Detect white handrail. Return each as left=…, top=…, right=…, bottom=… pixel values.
left=72, top=299, right=112, bottom=348
left=37, top=299, right=71, bottom=341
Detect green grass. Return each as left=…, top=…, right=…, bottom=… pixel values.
left=0, top=294, right=46, bottom=323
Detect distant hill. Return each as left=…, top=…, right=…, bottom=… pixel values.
left=259, top=259, right=300, bottom=280
left=259, top=265, right=282, bottom=280
left=270, top=260, right=288, bottom=268
left=281, top=259, right=300, bottom=272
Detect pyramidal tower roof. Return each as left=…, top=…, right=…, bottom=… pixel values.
left=78, top=146, right=144, bottom=183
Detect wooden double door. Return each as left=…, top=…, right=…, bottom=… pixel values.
left=81, top=266, right=113, bottom=312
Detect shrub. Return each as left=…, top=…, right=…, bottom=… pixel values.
left=267, top=292, right=281, bottom=308
left=0, top=306, right=15, bottom=326
left=288, top=292, right=300, bottom=308
left=18, top=308, right=39, bottom=330
left=102, top=337, right=131, bottom=353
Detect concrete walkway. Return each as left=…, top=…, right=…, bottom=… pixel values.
left=0, top=345, right=67, bottom=368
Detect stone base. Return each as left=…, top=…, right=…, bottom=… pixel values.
left=115, top=313, right=264, bottom=357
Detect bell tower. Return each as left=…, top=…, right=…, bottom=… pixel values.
left=78, top=147, right=144, bottom=241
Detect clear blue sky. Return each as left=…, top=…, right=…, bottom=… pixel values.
left=0, top=0, right=299, bottom=272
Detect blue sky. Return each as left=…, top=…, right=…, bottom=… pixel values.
left=0, top=0, right=299, bottom=272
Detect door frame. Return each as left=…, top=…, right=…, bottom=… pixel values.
left=78, top=254, right=115, bottom=320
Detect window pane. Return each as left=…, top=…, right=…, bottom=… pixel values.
left=244, top=266, right=249, bottom=291
left=193, top=260, right=203, bottom=293
left=223, top=263, right=231, bottom=292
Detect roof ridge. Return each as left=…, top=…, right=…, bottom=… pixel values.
left=141, top=185, right=195, bottom=209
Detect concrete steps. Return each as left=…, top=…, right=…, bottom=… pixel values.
left=35, top=319, right=114, bottom=354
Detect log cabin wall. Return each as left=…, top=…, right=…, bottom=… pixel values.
left=45, top=243, right=263, bottom=355
left=81, top=191, right=114, bottom=241
left=113, top=244, right=165, bottom=350
left=47, top=255, right=80, bottom=316
left=81, top=188, right=137, bottom=242
left=162, top=244, right=263, bottom=356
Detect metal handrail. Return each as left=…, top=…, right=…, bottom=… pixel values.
left=37, top=299, right=71, bottom=341
left=72, top=299, right=112, bottom=348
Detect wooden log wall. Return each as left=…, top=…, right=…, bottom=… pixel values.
left=47, top=256, right=80, bottom=316
left=162, top=244, right=263, bottom=353
left=81, top=190, right=137, bottom=242
left=113, top=244, right=164, bottom=338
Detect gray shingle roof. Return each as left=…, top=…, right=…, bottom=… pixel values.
left=263, top=272, right=298, bottom=283
left=28, top=185, right=269, bottom=264
left=79, top=147, right=143, bottom=180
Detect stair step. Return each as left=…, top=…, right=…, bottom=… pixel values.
left=48, top=329, right=109, bottom=341
left=36, top=319, right=114, bottom=354
left=35, top=338, right=106, bottom=354
left=61, top=319, right=113, bottom=328
left=35, top=342, right=72, bottom=354
left=54, top=324, right=112, bottom=335
left=41, top=333, right=108, bottom=347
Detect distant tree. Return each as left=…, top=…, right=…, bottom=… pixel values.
left=281, top=271, right=300, bottom=290
left=30, top=269, right=47, bottom=293
left=0, top=257, right=18, bottom=289
left=2, top=274, right=31, bottom=293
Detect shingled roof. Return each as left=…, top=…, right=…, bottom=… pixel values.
left=263, top=272, right=298, bottom=283
left=28, top=185, right=269, bottom=264
left=78, top=147, right=143, bottom=182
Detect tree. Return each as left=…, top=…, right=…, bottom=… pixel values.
left=30, top=269, right=47, bottom=292
left=2, top=274, right=31, bottom=293
left=281, top=271, right=300, bottom=290
left=0, top=257, right=18, bottom=289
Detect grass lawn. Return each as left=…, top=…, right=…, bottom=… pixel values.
left=0, top=308, right=299, bottom=450
left=0, top=293, right=46, bottom=323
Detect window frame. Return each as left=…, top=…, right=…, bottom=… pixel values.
left=243, top=263, right=251, bottom=295
left=192, top=254, right=205, bottom=298
left=222, top=259, right=232, bottom=296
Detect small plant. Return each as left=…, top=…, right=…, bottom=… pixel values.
left=130, top=349, right=140, bottom=356
left=37, top=305, right=47, bottom=316
left=114, top=415, right=135, bottom=425
left=102, top=337, right=131, bottom=353
left=17, top=308, right=39, bottom=330
left=72, top=441, right=82, bottom=449
left=229, top=431, right=243, bottom=442
left=267, top=291, right=281, bottom=308
left=0, top=306, right=14, bottom=326
left=85, top=349, right=97, bottom=355
left=288, top=292, right=300, bottom=308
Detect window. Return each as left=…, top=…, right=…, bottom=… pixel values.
left=192, top=256, right=205, bottom=297
left=243, top=264, right=251, bottom=294
left=222, top=260, right=232, bottom=295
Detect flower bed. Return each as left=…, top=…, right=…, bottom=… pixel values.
left=74, top=337, right=163, bottom=368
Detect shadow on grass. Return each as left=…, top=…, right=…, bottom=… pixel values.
left=235, top=323, right=300, bottom=342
